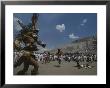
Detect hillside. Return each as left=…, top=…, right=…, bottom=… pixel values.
left=50, top=35, right=97, bottom=54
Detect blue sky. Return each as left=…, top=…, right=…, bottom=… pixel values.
left=14, top=13, right=97, bottom=49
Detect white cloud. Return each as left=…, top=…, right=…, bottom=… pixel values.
left=83, top=19, right=87, bottom=23
left=69, top=33, right=79, bottom=39
left=80, top=18, right=88, bottom=26
left=56, top=24, right=65, bottom=32
left=80, top=23, right=84, bottom=26
left=13, top=16, right=22, bottom=31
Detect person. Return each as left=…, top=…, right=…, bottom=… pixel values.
left=76, top=56, right=81, bottom=69
left=56, top=49, right=63, bottom=65
left=14, top=51, right=39, bottom=75
left=74, top=54, right=81, bottom=69
left=47, top=52, right=51, bottom=63
left=42, top=52, right=47, bottom=64
left=14, top=13, right=46, bottom=75
left=68, top=56, right=71, bottom=62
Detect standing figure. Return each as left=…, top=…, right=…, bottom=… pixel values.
left=74, top=54, right=81, bottom=69
left=14, top=51, right=39, bottom=75
left=56, top=49, right=63, bottom=65
left=14, top=13, right=46, bottom=75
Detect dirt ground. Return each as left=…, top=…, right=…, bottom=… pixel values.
left=14, top=60, right=97, bottom=75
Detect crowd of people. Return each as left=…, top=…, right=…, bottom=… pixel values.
left=14, top=49, right=97, bottom=70
left=34, top=52, right=96, bottom=62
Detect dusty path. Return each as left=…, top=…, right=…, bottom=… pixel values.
left=14, top=61, right=97, bottom=75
